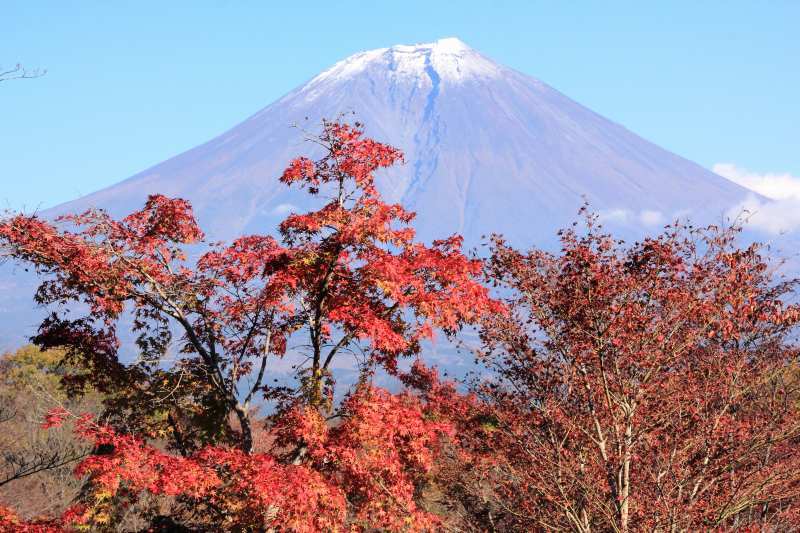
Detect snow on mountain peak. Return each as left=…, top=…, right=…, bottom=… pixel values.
left=391, top=36, right=472, bottom=55
left=429, top=37, right=471, bottom=52
left=300, top=37, right=501, bottom=100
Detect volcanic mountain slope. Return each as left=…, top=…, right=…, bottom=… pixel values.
left=47, top=37, right=752, bottom=246
left=2, top=37, right=759, bottom=349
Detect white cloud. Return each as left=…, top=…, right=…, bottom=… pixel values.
left=726, top=194, right=800, bottom=235
left=715, top=163, right=800, bottom=234
left=714, top=163, right=800, bottom=201
left=599, top=208, right=631, bottom=224
left=639, top=210, right=664, bottom=226
left=598, top=208, right=665, bottom=227
left=269, top=203, right=298, bottom=216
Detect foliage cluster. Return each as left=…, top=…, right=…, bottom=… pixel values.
left=1, top=122, right=799, bottom=531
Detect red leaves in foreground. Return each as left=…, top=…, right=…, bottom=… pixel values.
left=3, top=121, right=800, bottom=530
left=0, top=506, right=62, bottom=533
left=22, top=384, right=448, bottom=531
left=441, top=213, right=800, bottom=532
left=60, top=414, right=346, bottom=531
left=279, top=122, right=403, bottom=193
left=0, top=120, right=491, bottom=530
left=0, top=120, right=495, bottom=459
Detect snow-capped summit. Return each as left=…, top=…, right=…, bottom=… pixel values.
left=300, top=38, right=503, bottom=101
left=0, top=38, right=758, bottom=347
left=418, top=36, right=472, bottom=52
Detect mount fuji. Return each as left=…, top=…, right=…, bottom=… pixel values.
left=41, top=37, right=754, bottom=243
left=1, top=37, right=759, bottom=349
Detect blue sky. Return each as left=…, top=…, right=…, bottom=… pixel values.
left=2, top=1, right=798, bottom=212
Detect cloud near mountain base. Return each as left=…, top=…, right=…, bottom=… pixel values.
left=714, top=163, right=800, bottom=201
left=715, top=163, right=800, bottom=234
left=725, top=194, right=800, bottom=235
left=599, top=208, right=667, bottom=227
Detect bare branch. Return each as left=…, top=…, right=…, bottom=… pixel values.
left=0, top=63, right=46, bottom=83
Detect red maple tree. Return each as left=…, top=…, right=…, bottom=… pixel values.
left=21, top=388, right=450, bottom=531
left=0, top=120, right=496, bottom=530
left=439, top=213, right=800, bottom=531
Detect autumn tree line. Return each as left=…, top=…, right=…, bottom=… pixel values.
left=1, top=121, right=799, bottom=532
